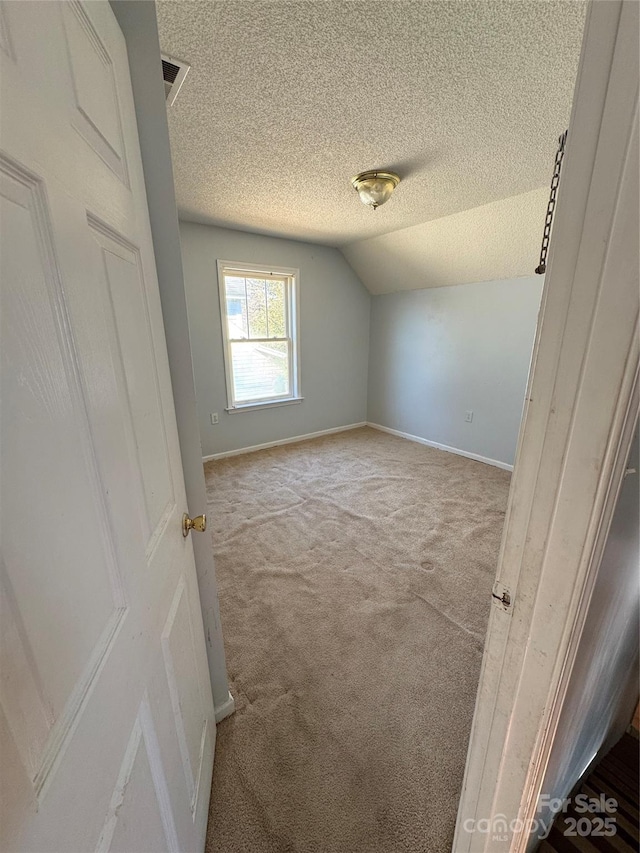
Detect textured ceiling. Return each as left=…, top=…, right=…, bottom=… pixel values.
left=343, top=187, right=549, bottom=294
left=157, top=0, right=585, bottom=248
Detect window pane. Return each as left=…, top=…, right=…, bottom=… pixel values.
left=231, top=340, right=290, bottom=402
left=224, top=276, right=247, bottom=338
left=266, top=279, right=286, bottom=338
left=246, top=278, right=268, bottom=338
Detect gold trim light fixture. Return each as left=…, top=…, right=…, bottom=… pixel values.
left=351, top=170, right=401, bottom=210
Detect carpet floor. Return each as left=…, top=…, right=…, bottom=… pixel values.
left=203, top=427, right=511, bottom=853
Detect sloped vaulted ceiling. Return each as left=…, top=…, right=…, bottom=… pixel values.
left=156, top=0, right=586, bottom=292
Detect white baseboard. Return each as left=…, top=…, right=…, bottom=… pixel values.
left=214, top=691, right=235, bottom=723
left=202, top=422, right=367, bottom=462
left=366, top=422, right=514, bottom=472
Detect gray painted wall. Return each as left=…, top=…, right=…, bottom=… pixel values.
left=179, top=222, right=370, bottom=457
left=535, top=427, right=639, bottom=840
left=367, top=277, right=544, bottom=467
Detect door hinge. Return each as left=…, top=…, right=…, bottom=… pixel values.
left=492, top=581, right=513, bottom=612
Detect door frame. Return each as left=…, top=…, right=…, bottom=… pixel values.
left=454, top=1, right=639, bottom=850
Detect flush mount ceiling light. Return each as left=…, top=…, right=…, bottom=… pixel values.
left=351, top=170, right=401, bottom=210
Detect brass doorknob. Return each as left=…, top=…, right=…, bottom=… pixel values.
left=182, top=512, right=207, bottom=537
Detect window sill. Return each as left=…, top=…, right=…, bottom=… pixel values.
left=225, top=397, right=304, bottom=415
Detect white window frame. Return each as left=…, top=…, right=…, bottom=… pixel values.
left=216, top=260, right=302, bottom=413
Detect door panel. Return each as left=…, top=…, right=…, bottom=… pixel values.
left=96, top=699, right=177, bottom=853
left=0, top=161, right=127, bottom=792
left=62, top=1, right=128, bottom=182
left=162, top=578, right=209, bottom=816
left=0, top=3, right=215, bottom=851
left=87, top=217, right=175, bottom=551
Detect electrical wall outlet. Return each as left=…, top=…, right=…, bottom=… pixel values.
left=210, top=413, right=219, bottom=425
left=465, top=410, right=473, bottom=423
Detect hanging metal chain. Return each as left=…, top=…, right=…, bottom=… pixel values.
left=535, top=130, right=568, bottom=274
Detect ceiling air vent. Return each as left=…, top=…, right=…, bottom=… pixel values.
left=162, top=54, right=190, bottom=106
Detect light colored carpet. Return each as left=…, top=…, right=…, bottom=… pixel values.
left=203, top=427, right=510, bottom=853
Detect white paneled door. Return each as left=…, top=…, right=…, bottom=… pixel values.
left=0, top=2, right=215, bottom=851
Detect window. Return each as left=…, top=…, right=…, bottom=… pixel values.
left=217, top=261, right=301, bottom=412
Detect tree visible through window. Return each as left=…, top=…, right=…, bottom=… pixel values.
left=218, top=263, right=300, bottom=409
